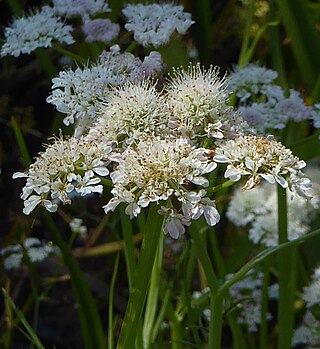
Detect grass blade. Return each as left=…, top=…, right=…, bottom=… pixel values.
left=2, top=289, right=45, bottom=349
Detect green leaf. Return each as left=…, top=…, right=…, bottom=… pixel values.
left=275, top=0, right=320, bottom=87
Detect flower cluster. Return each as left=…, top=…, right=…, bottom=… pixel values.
left=229, top=64, right=320, bottom=133
left=69, top=218, right=88, bottom=236
left=89, top=80, right=168, bottom=145
left=14, top=61, right=314, bottom=239
left=1, top=2, right=194, bottom=58
left=13, top=135, right=112, bottom=215
left=0, top=238, right=58, bottom=270
left=104, top=136, right=219, bottom=238
left=122, top=3, right=194, bottom=47
left=46, top=45, right=164, bottom=128
left=0, top=6, right=74, bottom=57
left=228, top=64, right=278, bottom=103
left=227, top=175, right=319, bottom=246
left=166, top=64, right=237, bottom=140
left=214, top=135, right=312, bottom=198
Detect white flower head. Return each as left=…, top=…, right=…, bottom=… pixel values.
left=214, top=135, right=311, bottom=198
left=104, top=136, right=218, bottom=234
left=228, top=64, right=278, bottom=103
left=166, top=64, right=232, bottom=140
left=0, top=6, right=74, bottom=57
left=47, top=47, right=164, bottom=128
left=94, top=80, right=168, bottom=145
left=69, top=218, right=88, bottom=235
left=292, top=311, right=320, bottom=347
left=122, top=3, right=194, bottom=47
left=13, top=135, right=112, bottom=215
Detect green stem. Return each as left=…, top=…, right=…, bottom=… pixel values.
left=143, top=233, right=164, bottom=349
left=207, top=180, right=234, bottom=195
left=167, top=303, right=183, bottom=349
left=120, top=206, right=136, bottom=290
left=209, top=293, right=224, bottom=349
left=116, top=203, right=164, bottom=349
left=189, top=223, right=218, bottom=293
left=277, top=185, right=295, bottom=349
left=259, top=263, right=270, bottom=349
left=108, top=253, right=120, bottom=349
left=151, top=288, right=171, bottom=343
left=238, top=0, right=255, bottom=67
left=11, top=117, right=32, bottom=167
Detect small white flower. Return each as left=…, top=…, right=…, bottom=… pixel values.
left=214, top=135, right=310, bottom=198
left=14, top=135, right=112, bottom=214
left=122, top=3, right=194, bottom=47
left=105, top=136, right=217, bottom=235
left=166, top=64, right=232, bottom=141
left=1, top=6, right=74, bottom=57
left=47, top=48, right=164, bottom=127
left=159, top=207, right=191, bottom=239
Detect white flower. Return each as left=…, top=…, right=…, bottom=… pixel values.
left=47, top=47, right=164, bottom=127
left=13, top=135, right=112, bottom=215
left=94, top=80, right=168, bottom=145
left=228, top=64, right=278, bottom=103
left=23, top=195, right=58, bottom=215
left=104, top=136, right=218, bottom=234
left=159, top=207, right=191, bottom=239
left=214, top=135, right=311, bottom=198
left=0, top=6, right=74, bottom=57
left=52, top=0, right=110, bottom=17
left=311, top=103, right=320, bottom=128
left=239, top=88, right=313, bottom=133
left=166, top=64, right=232, bottom=140
left=122, top=3, right=194, bottom=47
left=180, top=191, right=220, bottom=226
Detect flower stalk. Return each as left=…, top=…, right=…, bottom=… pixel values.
left=116, top=203, right=164, bottom=349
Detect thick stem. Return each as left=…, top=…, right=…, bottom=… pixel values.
left=277, top=185, right=295, bottom=349
left=116, top=203, right=164, bottom=349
